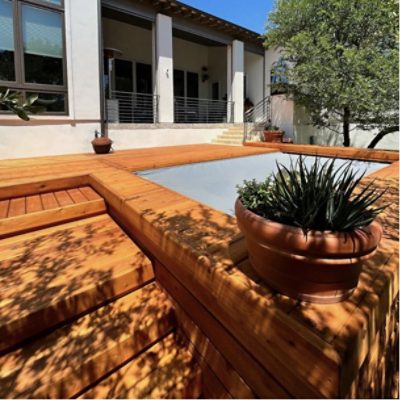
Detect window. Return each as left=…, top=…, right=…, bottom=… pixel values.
left=0, top=0, right=67, bottom=115
left=271, top=57, right=288, bottom=95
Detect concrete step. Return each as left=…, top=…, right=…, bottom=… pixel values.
left=0, top=214, right=154, bottom=352
left=79, top=333, right=202, bottom=399
left=212, top=138, right=243, bottom=146
left=218, top=133, right=244, bottom=139
left=0, top=282, right=175, bottom=399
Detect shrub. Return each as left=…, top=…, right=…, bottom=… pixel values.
left=237, top=156, right=386, bottom=232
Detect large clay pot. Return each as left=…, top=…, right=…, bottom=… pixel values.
left=235, top=199, right=382, bottom=303
left=263, top=130, right=284, bottom=143
left=91, top=137, right=112, bottom=154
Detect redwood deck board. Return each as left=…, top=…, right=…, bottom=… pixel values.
left=0, top=144, right=397, bottom=398
left=0, top=214, right=154, bottom=352
left=7, top=197, right=25, bottom=217
left=26, top=195, right=43, bottom=213
left=40, top=192, right=59, bottom=210
left=53, top=190, right=74, bottom=206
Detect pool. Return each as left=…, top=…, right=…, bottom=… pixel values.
left=135, top=153, right=387, bottom=216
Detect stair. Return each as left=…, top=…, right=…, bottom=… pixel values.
left=0, top=189, right=202, bottom=399
left=212, top=126, right=244, bottom=146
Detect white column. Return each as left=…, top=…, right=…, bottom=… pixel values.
left=264, top=49, right=271, bottom=97
left=65, top=0, right=102, bottom=121
left=155, top=13, right=174, bottom=123
left=226, top=45, right=232, bottom=122
left=231, top=40, right=244, bottom=123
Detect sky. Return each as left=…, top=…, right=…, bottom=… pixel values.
left=179, top=0, right=275, bottom=34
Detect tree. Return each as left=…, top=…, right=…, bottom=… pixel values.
left=265, top=0, right=399, bottom=148
left=0, top=88, right=44, bottom=121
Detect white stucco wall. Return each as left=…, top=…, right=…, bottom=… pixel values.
left=244, top=51, right=264, bottom=106
left=108, top=127, right=224, bottom=150
left=271, top=95, right=294, bottom=138
left=102, top=18, right=152, bottom=66
left=293, top=105, right=399, bottom=149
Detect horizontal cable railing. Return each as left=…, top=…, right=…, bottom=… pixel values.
left=174, top=96, right=234, bottom=123
left=107, top=91, right=158, bottom=123
left=244, top=96, right=271, bottom=141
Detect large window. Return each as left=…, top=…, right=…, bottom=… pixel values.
left=0, top=0, right=67, bottom=114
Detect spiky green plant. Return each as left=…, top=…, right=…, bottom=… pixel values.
left=237, top=156, right=386, bottom=232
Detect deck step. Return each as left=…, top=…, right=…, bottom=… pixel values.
left=79, top=332, right=202, bottom=399
left=0, top=186, right=106, bottom=239
left=0, top=214, right=154, bottom=352
left=0, top=282, right=174, bottom=399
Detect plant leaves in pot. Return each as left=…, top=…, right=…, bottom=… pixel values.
left=235, top=156, right=385, bottom=304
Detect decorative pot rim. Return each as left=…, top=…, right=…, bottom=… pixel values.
left=235, top=198, right=382, bottom=258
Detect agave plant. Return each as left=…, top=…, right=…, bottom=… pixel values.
left=0, top=87, right=45, bottom=121
left=237, top=156, right=386, bottom=232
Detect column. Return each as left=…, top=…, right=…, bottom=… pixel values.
left=231, top=40, right=244, bottom=123
left=155, top=13, right=174, bottom=123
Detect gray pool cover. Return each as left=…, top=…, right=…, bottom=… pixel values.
left=136, top=152, right=386, bottom=216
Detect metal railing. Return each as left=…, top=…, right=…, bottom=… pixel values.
left=244, top=96, right=271, bottom=142
left=174, top=96, right=234, bottom=123
left=107, top=91, right=158, bottom=123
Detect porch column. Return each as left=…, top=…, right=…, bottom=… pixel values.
left=231, top=40, right=244, bottom=123
left=155, top=13, right=174, bottom=123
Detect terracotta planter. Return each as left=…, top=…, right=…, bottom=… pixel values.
left=91, top=137, right=112, bottom=154
left=235, top=199, right=382, bottom=303
left=263, top=130, right=284, bottom=143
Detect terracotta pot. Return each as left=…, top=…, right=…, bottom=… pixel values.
left=91, top=137, right=112, bottom=154
left=263, top=130, right=284, bottom=143
left=235, top=199, right=382, bottom=303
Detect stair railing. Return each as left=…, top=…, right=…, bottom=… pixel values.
left=243, top=96, right=271, bottom=142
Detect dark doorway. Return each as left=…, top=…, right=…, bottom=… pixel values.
left=212, top=82, right=219, bottom=100
left=173, top=69, right=185, bottom=97
left=115, top=59, right=133, bottom=92
left=186, top=72, right=199, bottom=98
left=136, top=63, right=152, bottom=94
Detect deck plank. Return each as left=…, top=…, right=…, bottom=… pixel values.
left=26, top=195, right=43, bottom=213
left=53, top=190, right=74, bottom=206
left=7, top=197, right=25, bottom=217
left=0, top=214, right=154, bottom=352
left=0, top=200, right=9, bottom=219
left=40, top=192, right=59, bottom=210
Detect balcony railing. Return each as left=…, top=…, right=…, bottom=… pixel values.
left=174, top=96, right=234, bottom=123
left=106, top=91, right=158, bottom=123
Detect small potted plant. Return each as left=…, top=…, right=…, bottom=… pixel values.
left=262, top=121, right=284, bottom=142
left=235, top=156, right=385, bottom=304
left=91, top=130, right=112, bottom=154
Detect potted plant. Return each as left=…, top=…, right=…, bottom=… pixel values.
left=262, top=121, right=284, bottom=142
left=235, top=156, right=385, bottom=304
left=91, top=130, right=112, bottom=154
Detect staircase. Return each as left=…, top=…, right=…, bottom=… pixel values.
left=0, top=187, right=202, bottom=399
left=211, top=125, right=244, bottom=146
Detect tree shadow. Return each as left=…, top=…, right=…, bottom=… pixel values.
left=0, top=215, right=174, bottom=399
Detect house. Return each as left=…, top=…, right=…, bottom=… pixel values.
left=0, top=0, right=282, bottom=159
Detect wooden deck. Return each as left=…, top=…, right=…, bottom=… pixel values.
left=0, top=143, right=398, bottom=398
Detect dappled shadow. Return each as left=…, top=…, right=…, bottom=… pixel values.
left=80, top=332, right=201, bottom=399
left=133, top=173, right=399, bottom=397
left=0, top=214, right=173, bottom=399
left=1, top=282, right=173, bottom=398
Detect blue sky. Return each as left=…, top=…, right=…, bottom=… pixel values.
left=180, top=0, right=275, bottom=34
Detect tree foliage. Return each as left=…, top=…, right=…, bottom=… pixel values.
left=265, top=0, right=399, bottom=148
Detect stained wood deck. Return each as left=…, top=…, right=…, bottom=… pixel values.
left=0, top=143, right=398, bottom=398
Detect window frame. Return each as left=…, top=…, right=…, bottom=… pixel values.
left=0, top=0, right=68, bottom=115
